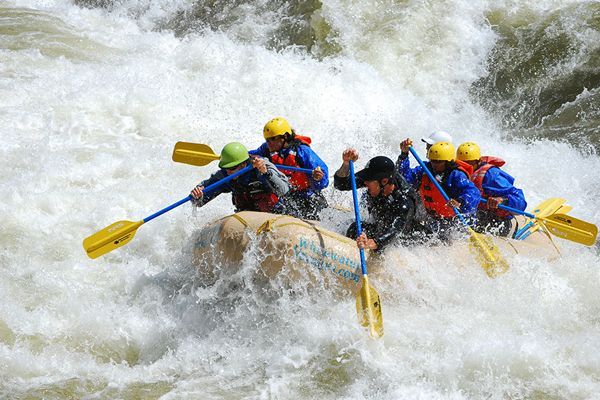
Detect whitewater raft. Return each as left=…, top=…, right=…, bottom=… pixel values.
left=190, top=211, right=560, bottom=293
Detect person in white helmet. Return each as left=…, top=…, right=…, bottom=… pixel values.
left=420, top=130, right=453, bottom=150
left=396, top=131, right=453, bottom=175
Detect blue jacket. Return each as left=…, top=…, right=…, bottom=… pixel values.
left=397, top=156, right=480, bottom=215
left=480, top=167, right=527, bottom=212
left=249, top=142, right=329, bottom=194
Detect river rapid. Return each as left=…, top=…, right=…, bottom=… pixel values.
left=1, top=0, right=599, bottom=399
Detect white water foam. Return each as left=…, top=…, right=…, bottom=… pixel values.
left=1, top=0, right=599, bottom=398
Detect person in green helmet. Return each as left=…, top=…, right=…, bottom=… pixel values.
left=190, top=142, right=291, bottom=213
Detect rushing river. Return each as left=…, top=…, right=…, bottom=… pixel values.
left=1, top=0, right=599, bottom=398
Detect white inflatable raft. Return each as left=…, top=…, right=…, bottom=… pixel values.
left=190, top=212, right=560, bottom=294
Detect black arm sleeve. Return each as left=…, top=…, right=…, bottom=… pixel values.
left=333, top=173, right=351, bottom=191
left=334, top=173, right=364, bottom=191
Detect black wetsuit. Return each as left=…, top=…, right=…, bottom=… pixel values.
left=334, top=173, right=429, bottom=251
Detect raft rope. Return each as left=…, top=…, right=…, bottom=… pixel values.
left=230, top=213, right=356, bottom=246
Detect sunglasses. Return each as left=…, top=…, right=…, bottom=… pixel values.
left=266, top=136, right=284, bottom=143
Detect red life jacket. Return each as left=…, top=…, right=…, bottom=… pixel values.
left=231, top=177, right=280, bottom=212
left=233, top=191, right=279, bottom=212
left=471, top=156, right=511, bottom=218
left=419, top=160, right=472, bottom=218
left=270, top=135, right=312, bottom=192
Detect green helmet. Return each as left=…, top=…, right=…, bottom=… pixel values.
left=219, top=142, right=249, bottom=168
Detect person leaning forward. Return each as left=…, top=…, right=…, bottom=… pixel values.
left=398, top=139, right=481, bottom=241
left=456, top=142, right=527, bottom=237
left=249, top=117, right=329, bottom=220
left=334, top=148, right=426, bottom=252
left=191, top=142, right=291, bottom=213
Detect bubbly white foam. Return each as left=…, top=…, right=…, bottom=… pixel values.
left=1, top=0, right=599, bottom=398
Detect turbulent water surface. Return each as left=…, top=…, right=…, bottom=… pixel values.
left=1, top=0, right=599, bottom=399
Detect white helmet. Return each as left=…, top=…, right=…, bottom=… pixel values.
left=421, top=130, right=453, bottom=145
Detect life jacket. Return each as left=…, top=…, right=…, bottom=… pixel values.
left=471, top=156, right=511, bottom=218
left=419, top=160, right=472, bottom=218
left=231, top=176, right=280, bottom=212
left=269, top=135, right=312, bottom=192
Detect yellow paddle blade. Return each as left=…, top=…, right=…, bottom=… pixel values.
left=555, top=205, right=573, bottom=215
left=83, top=220, right=144, bottom=259
left=467, top=228, right=510, bottom=278
left=533, top=197, right=567, bottom=218
left=517, top=199, right=569, bottom=240
left=355, top=275, right=384, bottom=338
left=172, top=142, right=220, bottom=166
left=542, top=214, right=598, bottom=246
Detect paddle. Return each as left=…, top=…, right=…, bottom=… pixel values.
left=481, top=200, right=597, bottom=246
left=541, top=213, right=598, bottom=246
left=349, top=160, right=383, bottom=338
left=83, top=165, right=253, bottom=259
left=497, top=201, right=568, bottom=253
left=554, top=204, right=573, bottom=215
left=171, top=142, right=220, bottom=166
left=408, top=147, right=509, bottom=278
left=513, top=197, right=566, bottom=239
left=514, top=204, right=572, bottom=241
left=172, top=141, right=314, bottom=174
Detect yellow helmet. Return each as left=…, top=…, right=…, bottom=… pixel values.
left=263, top=117, right=292, bottom=139
left=456, top=142, right=481, bottom=161
left=427, top=142, right=455, bottom=162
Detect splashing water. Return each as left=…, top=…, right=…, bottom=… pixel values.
left=1, top=0, right=599, bottom=398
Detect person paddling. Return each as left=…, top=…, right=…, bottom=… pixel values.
left=421, top=130, right=453, bottom=149
left=191, top=142, right=291, bottom=213
left=334, top=148, right=425, bottom=251
left=456, top=142, right=527, bottom=237
left=398, top=139, right=481, bottom=240
left=397, top=130, right=453, bottom=172
left=249, top=117, right=329, bottom=220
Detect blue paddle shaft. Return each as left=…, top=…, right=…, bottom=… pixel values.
left=408, top=147, right=469, bottom=227
left=349, top=161, right=368, bottom=276
left=480, top=198, right=535, bottom=240
left=143, top=195, right=193, bottom=223
left=143, top=165, right=253, bottom=223
left=276, top=165, right=313, bottom=174
left=480, top=198, right=535, bottom=218
left=515, top=219, right=537, bottom=239
left=517, top=230, right=534, bottom=240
